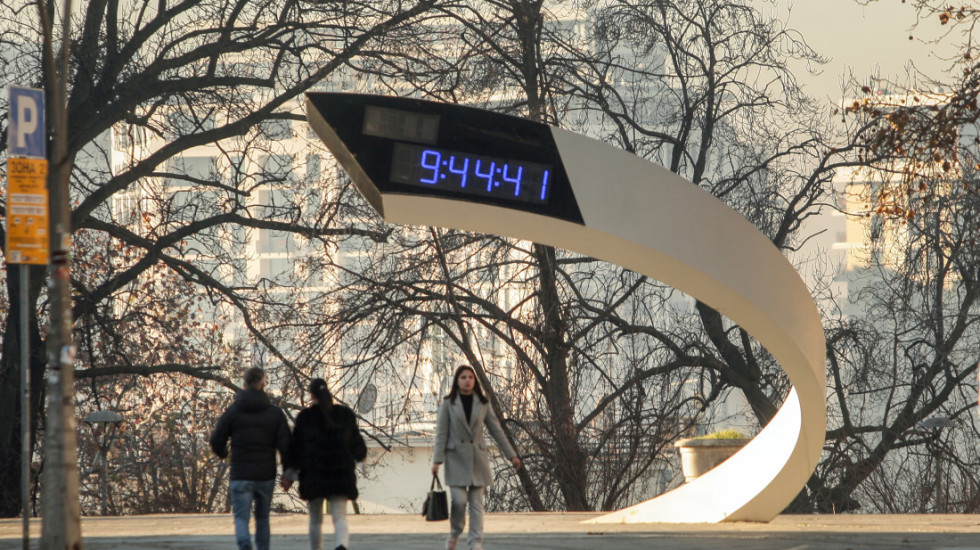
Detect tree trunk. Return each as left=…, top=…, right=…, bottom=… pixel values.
left=533, top=244, right=591, bottom=511
left=695, top=301, right=777, bottom=425
left=39, top=0, right=83, bottom=539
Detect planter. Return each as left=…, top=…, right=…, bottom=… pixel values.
left=674, top=437, right=749, bottom=483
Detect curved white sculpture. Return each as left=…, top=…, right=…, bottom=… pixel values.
left=306, top=94, right=827, bottom=523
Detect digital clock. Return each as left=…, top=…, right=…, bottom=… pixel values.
left=303, top=93, right=583, bottom=222
left=389, top=143, right=552, bottom=204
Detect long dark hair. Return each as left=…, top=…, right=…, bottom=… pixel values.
left=309, top=378, right=336, bottom=426
left=445, top=365, right=488, bottom=404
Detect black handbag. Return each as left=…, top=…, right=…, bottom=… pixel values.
left=422, top=474, right=449, bottom=521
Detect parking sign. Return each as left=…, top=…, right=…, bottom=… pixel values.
left=6, top=86, right=49, bottom=264
left=9, top=86, right=46, bottom=159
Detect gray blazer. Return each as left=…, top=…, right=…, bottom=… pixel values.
left=433, top=395, right=516, bottom=487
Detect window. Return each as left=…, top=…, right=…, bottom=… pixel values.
left=259, top=118, right=291, bottom=140
left=227, top=225, right=249, bottom=254
left=114, top=193, right=139, bottom=224
left=167, top=110, right=216, bottom=139
left=307, top=188, right=321, bottom=218
left=166, top=156, right=217, bottom=189
left=257, top=187, right=295, bottom=220
left=169, top=189, right=219, bottom=222
left=259, top=257, right=293, bottom=279
left=226, top=257, right=248, bottom=287
left=261, top=155, right=295, bottom=186
left=225, top=155, right=246, bottom=187
left=169, top=190, right=199, bottom=221
left=112, top=125, right=134, bottom=150
left=257, top=229, right=295, bottom=253
left=870, top=217, right=883, bottom=242
left=306, top=154, right=322, bottom=183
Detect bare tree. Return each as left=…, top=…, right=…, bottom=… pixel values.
left=801, top=0, right=980, bottom=513
left=0, top=0, right=447, bottom=517
left=816, top=169, right=980, bottom=512
left=75, top=368, right=234, bottom=515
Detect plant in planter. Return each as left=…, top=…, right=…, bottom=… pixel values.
left=674, top=429, right=750, bottom=483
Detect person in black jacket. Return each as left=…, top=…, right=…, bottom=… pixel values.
left=282, top=378, right=367, bottom=550
left=210, top=367, right=290, bottom=550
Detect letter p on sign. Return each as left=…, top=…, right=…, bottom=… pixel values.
left=9, top=86, right=45, bottom=159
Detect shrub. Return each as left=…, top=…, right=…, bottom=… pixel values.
left=695, top=429, right=748, bottom=440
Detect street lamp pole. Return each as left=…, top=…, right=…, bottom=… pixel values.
left=917, top=416, right=956, bottom=512
left=83, top=411, right=124, bottom=516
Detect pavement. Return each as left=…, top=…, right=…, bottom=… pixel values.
left=2, top=513, right=980, bottom=550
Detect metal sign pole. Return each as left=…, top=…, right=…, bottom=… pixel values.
left=20, top=264, right=30, bottom=550
left=8, top=83, right=49, bottom=549
left=9, top=83, right=49, bottom=550
left=20, top=264, right=31, bottom=550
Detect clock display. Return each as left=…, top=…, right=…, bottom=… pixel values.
left=389, top=142, right=552, bottom=205
left=304, top=93, right=584, bottom=224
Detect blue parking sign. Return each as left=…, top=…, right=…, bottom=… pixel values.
left=8, top=86, right=45, bottom=159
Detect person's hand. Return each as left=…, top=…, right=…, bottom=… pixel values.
left=280, top=478, right=293, bottom=492
left=511, top=456, right=522, bottom=470
left=431, top=462, right=441, bottom=476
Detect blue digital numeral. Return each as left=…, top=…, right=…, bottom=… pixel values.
left=474, top=159, right=496, bottom=192
left=539, top=170, right=550, bottom=201
left=501, top=164, right=523, bottom=197
left=420, top=150, right=441, bottom=184
left=448, top=156, right=469, bottom=188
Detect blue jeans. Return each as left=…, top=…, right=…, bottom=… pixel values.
left=230, top=479, right=275, bottom=550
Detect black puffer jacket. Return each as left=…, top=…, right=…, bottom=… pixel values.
left=210, top=389, right=290, bottom=481
left=285, top=405, right=367, bottom=501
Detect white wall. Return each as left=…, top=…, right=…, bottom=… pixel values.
left=357, top=439, right=435, bottom=514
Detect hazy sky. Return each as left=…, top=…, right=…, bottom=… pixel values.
left=775, top=0, right=957, bottom=102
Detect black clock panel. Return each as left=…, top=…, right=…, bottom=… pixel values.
left=305, top=93, right=584, bottom=225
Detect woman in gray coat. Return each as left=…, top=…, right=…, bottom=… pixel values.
left=432, top=365, right=521, bottom=550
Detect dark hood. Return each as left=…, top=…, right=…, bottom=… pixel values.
left=236, top=388, right=271, bottom=413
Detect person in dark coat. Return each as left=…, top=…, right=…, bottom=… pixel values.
left=210, top=367, right=290, bottom=550
left=282, top=378, right=367, bottom=550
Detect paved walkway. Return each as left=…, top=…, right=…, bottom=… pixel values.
left=2, top=513, right=980, bottom=549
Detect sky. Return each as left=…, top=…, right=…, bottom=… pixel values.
left=774, top=0, right=958, bottom=102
